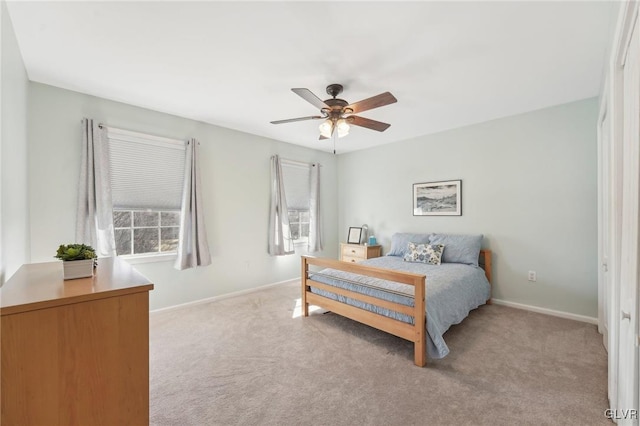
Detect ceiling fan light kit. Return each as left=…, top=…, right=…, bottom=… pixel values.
left=319, top=120, right=333, bottom=138
left=319, top=117, right=350, bottom=139
left=271, top=83, right=397, bottom=141
left=336, top=118, right=350, bottom=138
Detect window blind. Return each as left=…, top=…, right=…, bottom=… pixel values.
left=107, top=128, right=186, bottom=210
left=281, top=162, right=310, bottom=210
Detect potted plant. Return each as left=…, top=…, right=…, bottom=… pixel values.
left=55, top=243, right=97, bottom=280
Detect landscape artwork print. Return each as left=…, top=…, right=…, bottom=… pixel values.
left=413, top=180, right=462, bottom=216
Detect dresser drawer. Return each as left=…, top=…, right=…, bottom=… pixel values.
left=342, top=255, right=363, bottom=264
left=341, top=244, right=366, bottom=258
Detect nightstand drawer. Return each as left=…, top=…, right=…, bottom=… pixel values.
left=340, top=243, right=382, bottom=262
left=342, top=244, right=366, bottom=258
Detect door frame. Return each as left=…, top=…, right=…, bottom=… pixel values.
left=616, top=3, right=640, bottom=421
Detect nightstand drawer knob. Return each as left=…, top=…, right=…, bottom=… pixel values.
left=351, top=250, right=356, bottom=253
left=351, top=259, right=356, bottom=262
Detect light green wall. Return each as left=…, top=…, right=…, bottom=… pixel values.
left=0, top=0, right=30, bottom=284
left=28, top=83, right=338, bottom=310
left=23, top=75, right=598, bottom=316
left=338, top=99, right=598, bottom=317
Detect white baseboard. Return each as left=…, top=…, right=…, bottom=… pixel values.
left=150, top=281, right=598, bottom=325
left=491, top=298, right=598, bottom=325
left=150, top=278, right=298, bottom=314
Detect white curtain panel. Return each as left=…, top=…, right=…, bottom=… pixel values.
left=308, top=163, right=323, bottom=252
left=268, top=155, right=294, bottom=256
left=175, top=139, right=212, bottom=270
left=75, top=118, right=116, bottom=257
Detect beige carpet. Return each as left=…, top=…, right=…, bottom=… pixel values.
left=150, top=282, right=609, bottom=426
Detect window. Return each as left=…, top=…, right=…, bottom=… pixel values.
left=113, top=210, right=180, bottom=255
left=107, top=128, right=186, bottom=256
left=288, top=209, right=309, bottom=244
left=281, top=161, right=311, bottom=245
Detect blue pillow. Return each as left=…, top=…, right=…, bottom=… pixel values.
left=429, top=234, right=483, bottom=266
left=387, top=233, right=431, bottom=257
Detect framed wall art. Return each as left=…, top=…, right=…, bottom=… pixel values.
left=413, top=180, right=462, bottom=216
left=347, top=227, right=363, bottom=244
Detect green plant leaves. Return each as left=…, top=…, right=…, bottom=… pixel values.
left=54, top=244, right=97, bottom=261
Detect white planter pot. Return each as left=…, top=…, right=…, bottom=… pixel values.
left=62, top=259, right=95, bottom=280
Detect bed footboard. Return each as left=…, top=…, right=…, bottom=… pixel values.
left=301, top=256, right=427, bottom=367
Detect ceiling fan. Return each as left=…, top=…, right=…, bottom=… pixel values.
left=271, top=84, right=397, bottom=140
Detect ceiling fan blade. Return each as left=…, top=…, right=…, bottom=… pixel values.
left=270, top=115, right=323, bottom=124
left=348, top=115, right=391, bottom=132
left=292, top=88, right=330, bottom=110
left=345, top=92, right=397, bottom=114
left=319, top=135, right=329, bottom=140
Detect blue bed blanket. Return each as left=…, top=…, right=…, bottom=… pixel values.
left=308, top=256, right=491, bottom=359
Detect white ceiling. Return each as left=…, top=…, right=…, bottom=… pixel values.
left=7, top=1, right=616, bottom=153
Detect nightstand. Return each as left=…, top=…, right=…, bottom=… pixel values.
left=340, top=243, right=382, bottom=263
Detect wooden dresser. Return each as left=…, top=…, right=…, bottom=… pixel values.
left=340, top=243, right=382, bottom=263
left=0, top=257, right=154, bottom=425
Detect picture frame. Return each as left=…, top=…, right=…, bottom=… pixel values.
left=347, top=227, right=363, bottom=244
left=413, top=180, right=462, bottom=216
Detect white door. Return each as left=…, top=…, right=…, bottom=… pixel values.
left=618, top=12, right=640, bottom=424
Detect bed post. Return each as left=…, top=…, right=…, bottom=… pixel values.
left=414, top=275, right=426, bottom=367
left=301, top=256, right=309, bottom=317
left=481, top=250, right=492, bottom=304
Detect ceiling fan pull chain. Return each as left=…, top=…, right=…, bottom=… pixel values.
left=333, top=130, right=337, bottom=155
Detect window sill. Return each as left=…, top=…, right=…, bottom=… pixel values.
left=119, top=253, right=177, bottom=265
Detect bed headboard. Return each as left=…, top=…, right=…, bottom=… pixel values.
left=479, top=249, right=492, bottom=284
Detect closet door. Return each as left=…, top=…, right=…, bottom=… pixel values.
left=618, top=11, right=640, bottom=423
left=598, top=106, right=611, bottom=351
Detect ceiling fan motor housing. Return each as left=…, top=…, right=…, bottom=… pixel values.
left=322, top=98, right=349, bottom=116
left=323, top=84, right=350, bottom=117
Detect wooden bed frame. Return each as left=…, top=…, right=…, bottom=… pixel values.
left=301, top=250, right=492, bottom=367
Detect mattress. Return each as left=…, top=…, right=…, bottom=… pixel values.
left=308, top=256, right=491, bottom=359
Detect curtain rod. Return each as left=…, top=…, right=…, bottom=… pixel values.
left=279, top=157, right=322, bottom=167
left=96, top=123, right=185, bottom=145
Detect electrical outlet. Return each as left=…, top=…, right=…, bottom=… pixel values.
left=528, top=270, right=537, bottom=282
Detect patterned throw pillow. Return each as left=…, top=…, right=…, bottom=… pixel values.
left=403, top=242, right=445, bottom=265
